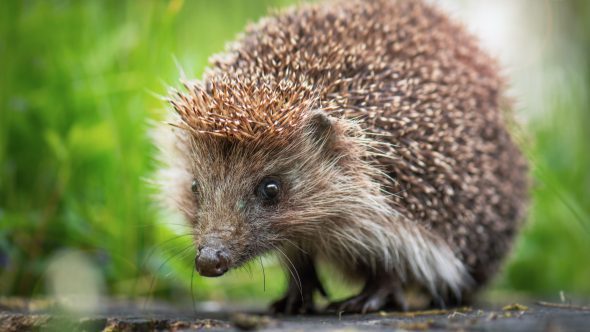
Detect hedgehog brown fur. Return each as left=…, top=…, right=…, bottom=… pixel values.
left=157, top=0, right=529, bottom=314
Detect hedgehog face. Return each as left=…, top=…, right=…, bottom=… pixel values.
left=182, top=137, right=281, bottom=277
left=172, top=110, right=364, bottom=277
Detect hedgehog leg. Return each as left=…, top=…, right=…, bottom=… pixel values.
left=270, top=253, right=327, bottom=315
left=327, top=275, right=406, bottom=314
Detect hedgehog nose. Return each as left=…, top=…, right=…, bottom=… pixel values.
left=195, top=247, right=230, bottom=277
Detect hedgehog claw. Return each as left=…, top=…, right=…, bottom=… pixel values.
left=271, top=287, right=316, bottom=315
left=270, top=257, right=326, bottom=315
left=327, top=278, right=406, bottom=314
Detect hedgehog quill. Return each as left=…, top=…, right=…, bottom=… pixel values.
left=155, top=0, right=528, bottom=314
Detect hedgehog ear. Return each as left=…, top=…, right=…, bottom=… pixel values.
left=304, top=110, right=340, bottom=149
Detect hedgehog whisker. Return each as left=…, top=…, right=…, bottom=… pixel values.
left=144, top=243, right=194, bottom=310
left=191, top=263, right=197, bottom=315
left=273, top=245, right=303, bottom=301
left=259, top=256, right=266, bottom=292
left=134, top=232, right=195, bottom=298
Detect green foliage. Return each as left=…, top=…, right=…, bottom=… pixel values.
left=0, top=0, right=293, bottom=300
left=492, top=2, right=590, bottom=296
left=496, top=68, right=590, bottom=295
left=0, top=0, right=588, bottom=302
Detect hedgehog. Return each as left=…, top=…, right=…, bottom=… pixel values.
left=155, top=0, right=529, bottom=314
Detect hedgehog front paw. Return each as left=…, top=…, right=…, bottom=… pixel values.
left=270, top=273, right=327, bottom=315
left=270, top=287, right=315, bottom=315
left=327, top=279, right=407, bottom=314
left=270, top=280, right=328, bottom=314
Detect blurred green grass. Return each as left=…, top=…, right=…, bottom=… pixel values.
left=0, top=0, right=589, bottom=302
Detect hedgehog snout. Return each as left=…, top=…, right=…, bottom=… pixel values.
left=195, top=242, right=231, bottom=277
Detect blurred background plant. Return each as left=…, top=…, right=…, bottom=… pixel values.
left=0, top=0, right=589, bottom=305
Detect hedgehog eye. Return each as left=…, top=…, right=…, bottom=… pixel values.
left=191, top=180, right=199, bottom=195
left=257, top=177, right=281, bottom=203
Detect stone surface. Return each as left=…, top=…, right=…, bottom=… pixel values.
left=1, top=298, right=589, bottom=331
